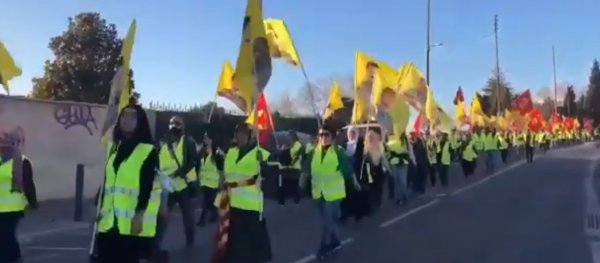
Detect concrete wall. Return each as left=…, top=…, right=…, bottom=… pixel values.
left=0, top=96, right=156, bottom=201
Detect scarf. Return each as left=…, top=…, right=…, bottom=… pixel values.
left=211, top=176, right=258, bottom=263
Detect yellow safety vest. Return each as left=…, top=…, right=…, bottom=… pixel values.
left=441, top=141, right=451, bottom=165
left=159, top=136, right=198, bottom=192
left=0, top=158, right=27, bottom=213
left=473, top=133, right=484, bottom=151
left=498, top=135, right=509, bottom=150
left=427, top=140, right=437, bottom=164
left=450, top=134, right=459, bottom=150
left=200, top=153, right=220, bottom=189
left=387, top=140, right=408, bottom=166
left=484, top=134, right=498, bottom=151
left=99, top=143, right=161, bottom=237
left=224, top=146, right=270, bottom=212
left=462, top=140, right=477, bottom=162
left=280, top=141, right=303, bottom=170
left=310, top=145, right=346, bottom=201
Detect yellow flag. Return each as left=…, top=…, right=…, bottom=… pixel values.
left=425, top=87, right=436, bottom=124
left=389, top=96, right=410, bottom=137
left=456, top=100, right=466, bottom=125
left=0, top=41, right=22, bottom=94
left=437, top=107, right=453, bottom=131
left=100, top=19, right=137, bottom=144
left=470, top=92, right=485, bottom=116
left=216, top=61, right=250, bottom=112
left=263, top=18, right=301, bottom=67
left=323, top=81, right=344, bottom=120
left=372, top=62, right=397, bottom=106
left=352, top=51, right=382, bottom=123
left=234, top=0, right=272, bottom=114
left=397, top=63, right=428, bottom=113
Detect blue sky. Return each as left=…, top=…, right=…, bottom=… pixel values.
left=2, top=0, right=600, bottom=116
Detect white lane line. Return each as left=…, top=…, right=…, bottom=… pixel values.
left=590, top=242, right=600, bottom=263
left=26, top=253, right=60, bottom=262
left=292, top=238, right=355, bottom=263
left=584, top=160, right=600, bottom=237
left=379, top=198, right=441, bottom=228
left=24, top=246, right=87, bottom=251
left=18, top=223, right=90, bottom=243
left=584, top=157, right=600, bottom=263
left=451, top=159, right=525, bottom=196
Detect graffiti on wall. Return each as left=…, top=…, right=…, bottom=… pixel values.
left=53, top=104, right=98, bottom=136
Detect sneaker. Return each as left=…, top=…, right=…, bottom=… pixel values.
left=316, top=244, right=329, bottom=260
left=329, top=238, right=342, bottom=251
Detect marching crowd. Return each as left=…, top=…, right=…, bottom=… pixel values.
left=0, top=101, right=596, bottom=263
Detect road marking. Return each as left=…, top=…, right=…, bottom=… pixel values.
left=584, top=160, right=600, bottom=237
left=379, top=199, right=440, bottom=228
left=583, top=157, right=600, bottom=263
left=591, top=242, right=600, bottom=263
left=26, top=253, right=60, bottom=262
left=451, top=159, right=525, bottom=196
left=291, top=238, right=354, bottom=263
left=24, top=246, right=87, bottom=251
left=18, top=222, right=90, bottom=243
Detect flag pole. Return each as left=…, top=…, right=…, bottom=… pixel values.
left=425, top=0, right=431, bottom=86
left=552, top=45, right=558, bottom=114
left=494, top=14, right=502, bottom=116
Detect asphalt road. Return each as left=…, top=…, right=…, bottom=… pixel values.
left=18, top=143, right=600, bottom=263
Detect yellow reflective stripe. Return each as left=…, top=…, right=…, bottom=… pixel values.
left=226, top=173, right=250, bottom=181
left=102, top=208, right=158, bottom=223
left=231, top=188, right=262, bottom=201
left=104, top=186, right=161, bottom=200
left=321, top=185, right=345, bottom=196
left=312, top=174, right=341, bottom=183
left=0, top=195, right=23, bottom=204
left=161, top=165, right=177, bottom=174
left=0, top=183, right=11, bottom=191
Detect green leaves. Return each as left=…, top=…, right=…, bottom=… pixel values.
left=30, top=12, right=123, bottom=104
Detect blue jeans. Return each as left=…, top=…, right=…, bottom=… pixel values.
left=485, top=150, right=500, bottom=173
left=315, top=198, right=341, bottom=246
left=391, top=166, right=408, bottom=202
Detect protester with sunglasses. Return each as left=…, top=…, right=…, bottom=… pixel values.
left=301, top=124, right=359, bottom=260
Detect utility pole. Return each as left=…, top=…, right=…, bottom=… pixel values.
left=425, top=0, right=431, bottom=86
left=494, top=14, right=501, bottom=116
left=552, top=46, right=558, bottom=114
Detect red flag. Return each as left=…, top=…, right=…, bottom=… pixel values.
left=453, top=86, right=464, bottom=105
left=584, top=118, right=594, bottom=132
left=413, top=113, right=423, bottom=133
left=253, top=93, right=274, bottom=144
left=528, top=108, right=543, bottom=131
left=512, top=90, right=533, bottom=115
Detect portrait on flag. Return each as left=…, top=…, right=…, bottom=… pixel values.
left=402, top=78, right=428, bottom=113
left=357, top=61, right=379, bottom=104
left=241, top=15, right=272, bottom=94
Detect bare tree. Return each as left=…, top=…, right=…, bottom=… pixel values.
left=294, top=74, right=355, bottom=116
left=272, top=93, right=297, bottom=117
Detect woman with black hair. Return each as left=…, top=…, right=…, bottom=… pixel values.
left=196, top=134, right=224, bottom=227
left=212, top=123, right=272, bottom=263
left=95, top=103, right=161, bottom=263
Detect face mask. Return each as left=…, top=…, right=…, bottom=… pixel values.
left=170, top=127, right=182, bottom=136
